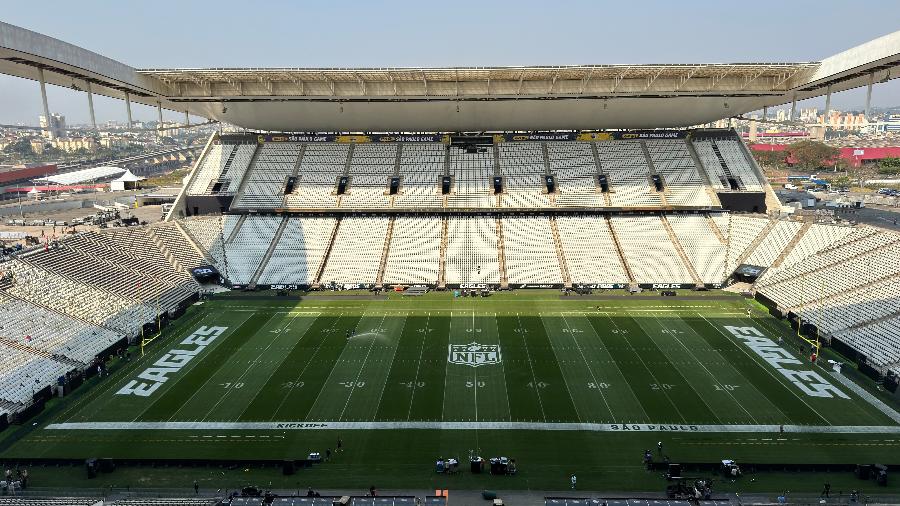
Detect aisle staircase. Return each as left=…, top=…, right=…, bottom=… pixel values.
left=248, top=216, right=289, bottom=289
left=605, top=216, right=636, bottom=284
left=437, top=217, right=449, bottom=288
left=770, top=221, right=813, bottom=269
left=660, top=214, right=703, bottom=286
left=549, top=216, right=572, bottom=288
left=375, top=216, right=396, bottom=288
left=313, top=217, right=342, bottom=288
left=496, top=217, right=509, bottom=289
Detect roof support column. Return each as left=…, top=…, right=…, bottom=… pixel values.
left=864, top=74, right=874, bottom=121
left=157, top=101, right=164, bottom=138
left=789, top=93, right=797, bottom=122
left=85, top=81, right=97, bottom=131
left=762, top=106, right=768, bottom=122
left=37, top=67, right=53, bottom=140
left=185, top=110, right=190, bottom=126
left=823, top=85, right=832, bottom=129
left=124, top=92, right=133, bottom=129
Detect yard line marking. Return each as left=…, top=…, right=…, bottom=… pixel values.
left=406, top=313, right=431, bottom=421
left=139, top=311, right=258, bottom=424
left=581, top=316, right=651, bottom=422
left=45, top=421, right=900, bottom=434
left=697, top=313, right=831, bottom=426
left=472, top=311, right=479, bottom=423
left=269, top=313, right=344, bottom=419
left=198, top=311, right=291, bottom=422
left=338, top=314, right=387, bottom=421
left=303, top=312, right=368, bottom=420
left=647, top=314, right=758, bottom=425
left=515, top=313, right=547, bottom=423
left=559, top=315, right=613, bottom=423
left=600, top=312, right=689, bottom=424
left=440, top=311, right=452, bottom=422
left=58, top=309, right=209, bottom=424
left=369, top=313, right=408, bottom=421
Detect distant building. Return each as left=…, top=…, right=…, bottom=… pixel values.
left=39, top=113, right=66, bottom=139
left=29, top=138, right=47, bottom=155
left=52, top=136, right=99, bottom=153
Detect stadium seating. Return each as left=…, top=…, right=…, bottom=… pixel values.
left=548, top=142, right=604, bottom=208
left=221, top=216, right=282, bottom=285
left=148, top=221, right=208, bottom=271
left=341, top=144, right=396, bottom=209
left=284, top=144, right=347, bottom=208
left=320, top=216, right=389, bottom=284
left=188, top=143, right=256, bottom=195
left=742, top=220, right=804, bottom=267
left=444, top=215, right=501, bottom=284
left=609, top=215, right=693, bottom=283
left=234, top=143, right=301, bottom=208
left=646, top=139, right=713, bottom=207
left=596, top=141, right=662, bottom=207
left=394, top=143, right=445, bottom=208
left=257, top=217, right=337, bottom=286
left=0, top=291, right=122, bottom=364
left=502, top=216, right=563, bottom=285
left=666, top=214, right=726, bottom=284
left=555, top=215, right=629, bottom=284
left=499, top=143, right=552, bottom=208
left=382, top=216, right=442, bottom=285
left=691, top=138, right=764, bottom=192
left=447, top=148, right=495, bottom=209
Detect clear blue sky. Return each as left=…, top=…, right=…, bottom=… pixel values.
left=2, top=0, right=899, bottom=125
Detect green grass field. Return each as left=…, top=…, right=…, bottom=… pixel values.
left=4, top=290, right=900, bottom=492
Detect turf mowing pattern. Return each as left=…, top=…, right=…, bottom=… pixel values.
left=6, top=291, right=900, bottom=483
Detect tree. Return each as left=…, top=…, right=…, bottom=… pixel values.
left=753, top=149, right=787, bottom=169
left=788, top=140, right=841, bottom=171
left=2, top=138, right=34, bottom=157
left=879, top=157, right=900, bottom=175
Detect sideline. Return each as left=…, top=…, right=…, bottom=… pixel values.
left=45, top=420, right=900, bottom=433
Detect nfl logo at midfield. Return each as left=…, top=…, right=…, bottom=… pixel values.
left=448, top=342, right=502, bottom=367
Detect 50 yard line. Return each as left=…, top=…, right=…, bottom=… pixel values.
left=406, top=313, right=430, bottom=421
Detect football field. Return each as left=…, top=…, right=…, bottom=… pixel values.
left=7, top=291, right=900, bottom=489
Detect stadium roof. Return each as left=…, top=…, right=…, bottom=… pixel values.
left=36, top=166, right=124, bottom=185
left=2, top=21, right=899, bottom=131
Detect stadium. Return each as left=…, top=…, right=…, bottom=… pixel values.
left=0, top=17, right=899, bottom=506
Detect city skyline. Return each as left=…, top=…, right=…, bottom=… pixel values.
left=1, top=0, right=899, bottom=126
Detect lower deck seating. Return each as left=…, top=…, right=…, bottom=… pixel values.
left=320, top=216, right=389, bottom=284
left=502, top=216, right=563, bottom=285
left=556, top=215, right=629, bottom=284
left=610, top=215, right=693, bottom=284
left=383, top=216, right=442, bottom=285
left=257, top=217, right=336, bottom=286
left=445, top=215, right=500, bottom=284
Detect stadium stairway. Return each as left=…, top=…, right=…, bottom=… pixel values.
left=639, top=140, right=669, bottom=207
left=706, top=214, right=727, bottom=245
left=248, top=216, right=290, bottom=289
left=145, top=227, right=186, bottom=273
left=660, top=214, right=703, bottom=286
left=313, top=217, right=342, bottom=288
left=375, top=215, right=396, bottom=288
left=225, top=215, right=247, bottom=244
left=549, top=216, right=572, bottom=288
left=734, top=218, right=778, bottom=267
left=437, top=216, right=449, bottom=288
left=173, top=220, right=215, bottom=265
left=684, top=138, right=723, bottom=207
left=496, top=216, right=509, bottom=289
left=589, top=143, right=613, bottom=207
left=769, top=221, right=813, bottom=270
left=230, top=142, right=264, bottom=207
left=604, top=215, right=636, bottom=284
